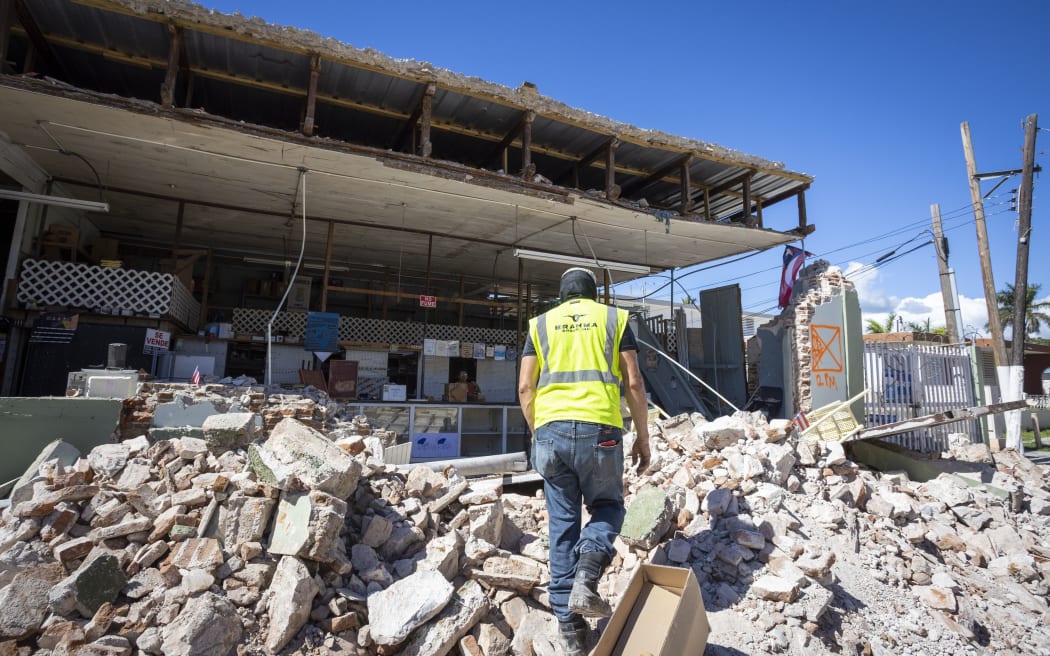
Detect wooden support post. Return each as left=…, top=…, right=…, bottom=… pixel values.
left=603, top=269, right=611, bottom=305
left=1011, top=114, right=1038, bottom=368
left=756, top=200, right=763, bottom=228
left=160, top=24, right=182, bottom=108
left=961, top=121, right=1008, bottom=367
left=520, top=110, right=535, bottom=178
left=199, top=248, right=212, bottom=330
left=302, top=53, right=321, bottom=136
left=797, top=189, right=807, bottom=231
left=419, top=84, right=435, bottom=158
left=605, top=139, right=618, bottom=200
left=931, top=203, right=962, bottom=343
left=680, top=160, right=692, bottom=215
left=392, top=82, right=435, bottom=152
left=321, top=220, right=333, bottom=311
left=184, top=71, right=195, bottom=107
left=0, top=0, right=14, bottom=75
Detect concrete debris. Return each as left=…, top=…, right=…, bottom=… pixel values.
left=0, top=382, right=1047, bottom=655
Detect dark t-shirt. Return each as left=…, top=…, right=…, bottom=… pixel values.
left=521, top=322, right=638, bottom=357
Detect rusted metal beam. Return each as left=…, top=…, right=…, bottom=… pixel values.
left=847, top=400, right=1028, bottom=443
left=520, top=110, right=535, bottom=178
left=392, top=82, right=436, bottom=153
left=605, top=139, right=619, bottom=200
left=679, top=160, right=692, bottom=215
left=419, top=83, right=435, bottom=158
left=302, top=53, right=321, bottom=136
left=160, top=24, right=182, bottom=108
left=620, top=153, right=691, bottom=199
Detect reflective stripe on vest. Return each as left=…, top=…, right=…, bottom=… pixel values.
left=535, top=305, right=620, bottom=388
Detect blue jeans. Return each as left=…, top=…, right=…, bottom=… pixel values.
left=532, top=420, right=626, bottom=623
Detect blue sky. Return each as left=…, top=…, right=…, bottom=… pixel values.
left=206, top=0, right=1048, bottom=337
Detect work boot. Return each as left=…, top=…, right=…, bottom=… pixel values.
left=557, top=616, right=588, bottom=656
left=568, top=551, right=613, bottom=618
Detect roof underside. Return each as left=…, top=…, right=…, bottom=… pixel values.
left=0, top=0, right=813, bottom=298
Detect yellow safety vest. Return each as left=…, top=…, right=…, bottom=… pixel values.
left=528, top=298, right=629, bottom=429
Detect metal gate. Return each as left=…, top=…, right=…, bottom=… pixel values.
left=862, top=342, right=979, bottom=452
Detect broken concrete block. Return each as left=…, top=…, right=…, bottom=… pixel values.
left=268, top=490, right=345, bottom=563
left=793, top=583, right=833, bottom=622
left=0, top=562, right=66, bottom=639
left=9, top=439, right=81, bottom=506
left=222, top=495, right=275, bottom=552
left=471, top=556, right=544, bottom=592
left=823, top=441, right=847, bottom=466
left=796, top=549, right=836, bottom=579
left=153, top=397, right=220, bottom=429
left=201, top=412, right=256, bottom=449
left=88, top=444, right=131, bottom=479
left=49, top=553, right=127, bottom=618
left=93, top=516, right=152, bottom=541
left=752, top=574, right=800, bottom=602
left=508, top=609, right=558, bottom=656
left=406, top=466, right=448, bottom=499
left=368, top=568, right=454, bottom=646
left=419, top=531, right=464, bottom=581
left=732, top=529, right=766, bottom=550
left=378, top=523, right=425, bottom=561
left=666, top=537, right=692, bottom=563
left=916, top=585, right=957, bottom=613
left=400, top=580, right=489, bottom=656
left=701, top=487, right=733, bottom=516
left=698, top=416, right=746, bottom=450
left=0, top=540, right=52, bottom=588
left=467, top=501, right=504, bottom=546
left=620, top=485, right=671, bottom=549
left=265, top=556, right=320, bottom=654
left=249, top=418, right=362, bottom=498
left=54, top=536, right=95, bottom=564
left=474, top=622, right=512, bottom=656
left=167, top=537, right=224, bottom=570
left=360, top=514, right=393, bottom=548
left=160, top=591, right=243, bottom=656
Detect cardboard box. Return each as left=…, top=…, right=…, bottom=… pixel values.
left=382, top=384, right=407, bottom=402
left=45, top=224, right=79, bottom=247
left=89, top=237, right=119, bottom=260
left=593, top=564, right=709, bottom=656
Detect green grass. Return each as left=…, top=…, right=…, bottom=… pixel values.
left=1023, top=429, right=1050, bottom=451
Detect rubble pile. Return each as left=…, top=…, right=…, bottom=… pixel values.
left=1, top=386, right=1048, bottom=655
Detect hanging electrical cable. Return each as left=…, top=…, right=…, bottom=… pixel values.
left=266, top=167, right=309, bottom=385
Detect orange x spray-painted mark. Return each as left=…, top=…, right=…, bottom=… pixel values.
left=811, top=324, right=843, bottom=373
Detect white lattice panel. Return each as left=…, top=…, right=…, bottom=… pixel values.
left=232, top=307, right=517, bottom=345
left=18, top=259, right=200, bottom=327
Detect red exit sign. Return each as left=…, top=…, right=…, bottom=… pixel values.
left=419, top=295, right=437, bottom=308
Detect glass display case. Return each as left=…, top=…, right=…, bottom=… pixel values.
left=461, top=407, right=504, bottom=457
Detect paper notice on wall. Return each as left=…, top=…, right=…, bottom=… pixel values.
left=486, top=345, right=495, bottom=358
left=447, top=340, right=459, bottom=356
left=494, top=345, right=506, bottom=360
left=435, top=340, right=449, bottom=357
left=423, top=339, right=437, bottom=356
left=473, top=342, right=487, bottom=359
left=460, top=342, right=474, bottom=358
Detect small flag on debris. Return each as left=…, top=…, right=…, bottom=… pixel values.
left=792, top=409, right=810, bottom=432
left=779, top=245, right=814, bottom=308
left=191, top=366, right=201, bottom=386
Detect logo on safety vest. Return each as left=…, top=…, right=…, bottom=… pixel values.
left=554, top=313, right=598, bottom=332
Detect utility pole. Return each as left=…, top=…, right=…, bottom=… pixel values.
left=930, top=203, right=962, bottom=343
left=1012, top=114, right=1038, bottom=366
left=961, top=122, right=1008, bottom=366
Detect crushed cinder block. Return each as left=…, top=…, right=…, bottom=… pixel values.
left=399, top=580, right=489, bottom=656
left=201, top=412, right=256, bottom=449
left=619, top=485, right=671, bottom=549
left=0, top=562, right=66, bottom=639
left=49, top=552, right=127, bottom=618
left=160, top=591, right=243, bottom=656
left=268, top=490, right=345, bottom=564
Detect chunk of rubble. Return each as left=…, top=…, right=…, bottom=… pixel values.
left=160, top=591, right=243, bottom=656
left=249, top=418, right=362, bottom=498
left=399, top=580, right=490, bottom=656
left=0, top=562, right=66, bottom=639
left=367, top=568, right=455, bottom=646
left=201, top=412, right=256, bottom=449
left=265, top=556, right=320, bottom=653
left=620, top=485, right=671, bottom=549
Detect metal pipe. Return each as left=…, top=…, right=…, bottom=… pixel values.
left=395, top=451, right=529, bottom=477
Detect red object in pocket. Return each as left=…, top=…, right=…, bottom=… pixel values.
left=598, top=440, right=617, bottom=447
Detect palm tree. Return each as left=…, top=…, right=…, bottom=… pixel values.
left=906, top=317, right=932, bottom=333
left=993, top=283, right=1050, bottom=337
left=865, top=312, right=897, bottom=334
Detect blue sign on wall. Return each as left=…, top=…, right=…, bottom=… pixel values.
left=305, top=312, right=339, bottom=352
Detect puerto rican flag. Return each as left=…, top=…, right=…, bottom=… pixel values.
left=778, top=245, right=814, bottom=308
left=191, top=366, right=201, bottom=386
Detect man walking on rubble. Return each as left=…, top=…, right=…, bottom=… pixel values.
left=518, top=267, right=651, bottom=655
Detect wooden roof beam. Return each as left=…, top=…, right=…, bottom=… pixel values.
left=13, top=0, right=66, bottom=78
left=552, top=136, right=617, bottom=186
left=483, top=110, right=530, bottom=170
left=620, top=153, right=692, bottom=199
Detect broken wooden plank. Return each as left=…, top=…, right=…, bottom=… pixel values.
left=847, top=400, right=1029, bottom=443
